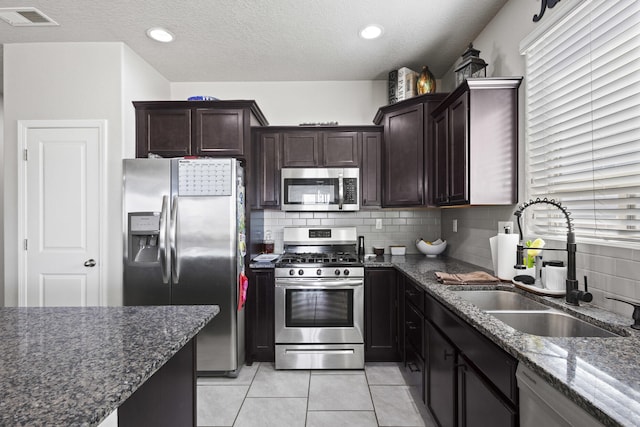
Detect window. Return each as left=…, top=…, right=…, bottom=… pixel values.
left=520, top=0, right=640, bottom=244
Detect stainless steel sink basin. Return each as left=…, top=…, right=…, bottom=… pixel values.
left=489, top=311, right=620, bottom=337
left=454, top=290, right=550, bottom=311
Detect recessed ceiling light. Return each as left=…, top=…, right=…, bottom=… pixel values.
left=146, top=27, right=174, bottom=43
left=359, top=25, right=383, bottom=40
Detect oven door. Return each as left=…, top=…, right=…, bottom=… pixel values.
left=275, top=277, right=364, bottom=344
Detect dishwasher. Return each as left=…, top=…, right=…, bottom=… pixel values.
left=516, top=364, right=604, bottom=427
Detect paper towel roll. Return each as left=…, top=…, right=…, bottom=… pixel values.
left=496, top=233, right=520, bottom=281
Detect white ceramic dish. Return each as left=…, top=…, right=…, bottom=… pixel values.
left=390, top=246, right=406, bottom=256
left=416, top=238, right=447, bottom=257
left=252, top=253, right=280, bottom=262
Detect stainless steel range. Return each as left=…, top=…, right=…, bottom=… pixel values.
left=275, top=227, right=364, bottom=370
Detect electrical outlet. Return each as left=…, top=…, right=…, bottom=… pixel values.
left=498, top=221, right=514, bottom=234
left=452, top=219, right=458, bottom=233
left=375, top=218, right=383, bottom=230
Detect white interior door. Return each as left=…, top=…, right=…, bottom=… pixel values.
left=20, top=122, right=103, bottom=307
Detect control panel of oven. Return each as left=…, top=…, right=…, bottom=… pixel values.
left=275, top=267, right=364, bottom=278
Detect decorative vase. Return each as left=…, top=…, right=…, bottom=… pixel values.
left=417, top=66, right=436, bottom=94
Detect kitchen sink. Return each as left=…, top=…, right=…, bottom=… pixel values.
left=489, top=311, right=620, bottom=338
left=454, top=290, right=550, bottom=311
left=452, top=290, right=621, bottom=337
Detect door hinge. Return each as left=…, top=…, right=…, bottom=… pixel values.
left=23, top=149, right=28, bottom=161
left=24, top=239, right=28, bottom=250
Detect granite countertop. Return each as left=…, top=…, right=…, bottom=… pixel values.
left=365, top=255, right=640, bottom=427
left=0, top=305, right=219, bottom=426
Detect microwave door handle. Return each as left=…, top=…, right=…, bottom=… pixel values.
left=338, top=174, right=344, bottom=210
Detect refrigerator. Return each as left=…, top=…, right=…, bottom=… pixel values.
left=123, top=158, right=246, bottom=376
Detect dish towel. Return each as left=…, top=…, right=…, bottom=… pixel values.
left=435, top=271, right=501, bottom=285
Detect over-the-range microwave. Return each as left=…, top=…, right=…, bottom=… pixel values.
left=281, top=168, right=359, bottom=211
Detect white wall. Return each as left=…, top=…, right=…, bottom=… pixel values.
left=171, top=81, right=387, bottom=125
left=440, top=0, right=640, bottom=317
left=3, top=42, right=169, bottom=306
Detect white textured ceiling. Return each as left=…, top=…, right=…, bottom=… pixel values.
left=0, top=0, right=510, bottom=91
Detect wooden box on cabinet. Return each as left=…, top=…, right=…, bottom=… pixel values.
left=430, top=77, right=522, bottom=206
left=134, top=100, right=268, bottom=159
left=373, top=93, right=448, bottom=207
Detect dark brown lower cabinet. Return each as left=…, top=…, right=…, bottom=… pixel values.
left=424, top=292, right=518, bottom=427
left=426, top=321, right=457, bottom=427
left=246, top=269, right=275, bottom=363
left=364, top=268, right=399, bottom=362
left=457, top=356, right=518, bottom=427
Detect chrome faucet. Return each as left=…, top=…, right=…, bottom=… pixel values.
left=513, top=198, right=592, bottom=306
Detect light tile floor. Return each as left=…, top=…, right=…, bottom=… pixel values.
left=197, top=362, right=436, bottom=427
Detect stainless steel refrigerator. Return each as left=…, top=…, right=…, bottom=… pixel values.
left=123, top=158, right=246, bottom=376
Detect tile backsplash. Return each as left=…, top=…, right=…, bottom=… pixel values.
left=251, top=209, right=441, bottom=255
left=441, top=206, right=640, bottom=319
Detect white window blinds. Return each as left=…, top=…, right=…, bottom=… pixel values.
left=521, top=0, right=640, bottom=243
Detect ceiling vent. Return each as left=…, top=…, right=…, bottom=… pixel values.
left=0, top=7, right=58, bottom=26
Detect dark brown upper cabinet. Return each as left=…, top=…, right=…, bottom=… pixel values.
left=360, top=131, right=383, bottom=208
left=280, top=129, right=360, bottom=167
left=251, top=126, right=382, bottom=210
left=430, top=77, right=522, bottom=206
left=374, top=93, right=448, bottom=207
left=134, top=100, right=268, bottom=159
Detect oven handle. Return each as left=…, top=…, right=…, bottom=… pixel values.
left=275, top=279, right=363, bottom=288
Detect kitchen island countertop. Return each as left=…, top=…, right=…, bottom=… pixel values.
left=0, top=305, right=219, bottom=426
left=366, top=254, right=640, bottom=427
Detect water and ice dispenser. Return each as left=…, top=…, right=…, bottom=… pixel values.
left=128, top=212, right=161, bottom=264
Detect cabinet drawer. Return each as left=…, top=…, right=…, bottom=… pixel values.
left=425, top=294, right=517, bottom=404
left=404, top=280, right=424, bottom=313
left=404, top=343, right=425, bottom=403
left=405, top=303, right=424, bottom=357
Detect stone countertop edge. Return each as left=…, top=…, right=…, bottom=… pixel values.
left=0, top=305, right=219, bottom=427
left=365, top=255, right=640, bottom=427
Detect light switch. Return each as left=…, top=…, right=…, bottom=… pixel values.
left=375, top=218, right=383, bottom=230
left=452, top=219, right=458, bottom=233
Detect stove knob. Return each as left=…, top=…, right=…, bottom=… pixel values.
left=298, top=269, right=304, bottom=276
left=289, top=269, right=295, bottom=276
left=334, top=269, right=341, bottom=276
left=343, top=269, right=350, bottom=276
left=316, top=269, right=322, bottom=276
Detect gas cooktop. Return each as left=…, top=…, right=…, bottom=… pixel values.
left=276, top=251, right=360, bottom=267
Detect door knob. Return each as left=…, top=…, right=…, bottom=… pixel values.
left=84, top=259, right=96, bottom=267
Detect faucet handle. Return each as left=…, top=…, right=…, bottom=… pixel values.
left=606, top=297, right=640, bottom=330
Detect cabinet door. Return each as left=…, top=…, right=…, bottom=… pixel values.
left=427, top=322, right=457, bottom=427
left=458, top=358, right=517, bottom=427
left=433, top=110, right=449, bottom=205
left=448, top=94, right=469, bottom=204
left=194, top=108, right=244, bottom=157
left=136, top=109, right=192, bottom=158
left=255, top=132, right=281, bottom=208
left=282, top=131, right=320, bottom=167
left=383, top=104, right=424, bottom=206
left=364, top=268, right=399, bottom=362
left=361, top=131, right=382, bottom=208
left=322, top=131, right=360, bottom=166
left=245, top=270, right=275, bottom=363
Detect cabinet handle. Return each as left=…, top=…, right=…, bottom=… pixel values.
left=444, top=349, right=455, bottom=360
left=363, top=198, right=367, bottom=205
left=406, top=321, right=417, bottom=331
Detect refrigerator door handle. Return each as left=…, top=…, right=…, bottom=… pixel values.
left=159, top=195, right=170, bottom=284
left=170, top=195, right=179, bottom=284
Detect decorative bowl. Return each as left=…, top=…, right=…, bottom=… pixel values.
left=416, top=238, right=447, bottom=257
